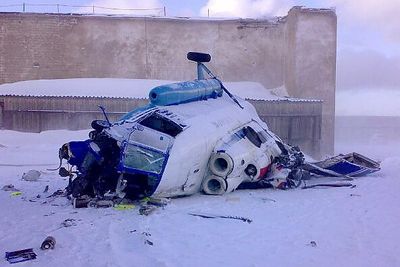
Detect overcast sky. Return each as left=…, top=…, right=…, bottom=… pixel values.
left=1, top=0, right=400, bottom=93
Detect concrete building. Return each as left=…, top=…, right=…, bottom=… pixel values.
left=0, top=6, right=337, bottom=155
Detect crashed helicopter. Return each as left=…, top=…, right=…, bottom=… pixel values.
left=57, top=52, right=380, bottom=201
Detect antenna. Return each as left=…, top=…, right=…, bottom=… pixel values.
left=98, top=105, right=111, bottom=125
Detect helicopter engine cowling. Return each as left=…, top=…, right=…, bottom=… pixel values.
left=202, top=175, right=227, bottom=195
left=201, top=174, right=244, bottom=195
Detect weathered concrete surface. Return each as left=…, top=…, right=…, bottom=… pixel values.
left=285, top=7, right=337, bottom=157
left=0, top=7, right=336, bottom=155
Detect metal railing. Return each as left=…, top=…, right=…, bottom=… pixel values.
left=0, top=3, right=166, bottom=16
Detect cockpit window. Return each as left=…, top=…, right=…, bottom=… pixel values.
left=123, top=145, right=166, bottom=174
left=128, top=125, right=172, bottom=152
left=140, top=113, right=182, bottom=137
left=243, top=126, right=262, bottom=148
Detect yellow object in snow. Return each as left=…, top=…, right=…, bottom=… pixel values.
left=114, top=204, right=135, bottom=211
left=10, top=191, right=22, bottom=196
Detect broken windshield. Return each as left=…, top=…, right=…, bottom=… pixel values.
left=123, top=144, right=166, bottom=174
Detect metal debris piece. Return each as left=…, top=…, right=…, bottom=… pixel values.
left=88, top=200, right=114, bottom=208
left=5, top=248, right=37, bottom=264
left=261, top=197, right=276, bottom=203
left=22, top=170, right=41, bottom=181
left=146, top=197, right=170, bottom=207
left=73, top=195, right=91, bottom=208
left=43, top=185, right=49, bottom=193
left=114, top=204, right=135, bottom=211
left=47, top=189, right=64, bottom=198
left=61, top=218, right=77, bottom=227
left=301, top=182, right=353, bottom=189
left=144, top=239, right=154, bottom=246
left=2, top=184, right=18, bottom=191
left=188, top=212, right=252, bottom=223
left=40, top=236, right=56, bottom=250
left=139, top=205, right=157, bottom=216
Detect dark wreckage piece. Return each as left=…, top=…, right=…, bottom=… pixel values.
left=303, top=152, right=380, bottom=177
left=188, top=212, right=252, bottom=224
left=5, top=248, right=37, bottom=264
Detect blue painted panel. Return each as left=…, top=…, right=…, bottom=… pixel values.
left=149, top=79, right=223, bottom=106
left=327, top=161, right=361, bottom=175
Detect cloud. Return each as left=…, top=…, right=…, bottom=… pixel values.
left=337, top=48, right=400, bottom=90
left=329, top=0, right=400, bottom=43
left=78, top=0, right=163, bottom=15
left=200, top=0, right=294, bottom=18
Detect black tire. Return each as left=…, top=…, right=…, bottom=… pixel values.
left=91, top=120, right=110, bottom=131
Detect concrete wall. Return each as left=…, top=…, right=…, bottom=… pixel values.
left=284, top=7, right=337, bottom=157
left=0, top=7, right=336, bottom=155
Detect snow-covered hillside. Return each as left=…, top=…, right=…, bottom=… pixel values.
left=0, top=121, right=399, bottom=266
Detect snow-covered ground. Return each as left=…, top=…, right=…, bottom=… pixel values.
left=0, top=117, right=399, bottom=267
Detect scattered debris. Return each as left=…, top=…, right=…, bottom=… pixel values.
left=43, top=185, right=49, bottom=193
left=40, top=236, right=56, bottom=250
left=146, top=197, right=170, bottom=207
left=303, top=152, right=380, bottom=177
left=144, top=239, right=154, bottom=246
left=47, top=189, right=64, bottom=198
left=301, top=182, right=353, bottom=189
left=188, top=212, right=252, bottom=224
left=141, top=232, right=154, bottom=246
left=22, top=170, right=41, bottom=181
left=308, top=241, right=317, bottom=247
left=5, top=248, right=37, bottom=264
left=139, top=205, right=157, bottom=216
left=10, top=191, right=22, bottom=197
left=72, top=196, right=91, bottom=208
left=61, top=218, right=77, bottom=228
left=88, top=200, right=114, bottom=208
left=114, top=204, right=135, bottom=211
left=2, top=184, right=18, bottom=192
left=261, top=197, right=276, bottom=203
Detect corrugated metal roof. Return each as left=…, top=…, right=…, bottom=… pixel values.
left=0, top=93, right=322, bottom=103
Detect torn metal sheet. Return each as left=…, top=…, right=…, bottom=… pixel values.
left=303, top=152, right=380, bottom=177
left=5, top=248, right=37, bottom=264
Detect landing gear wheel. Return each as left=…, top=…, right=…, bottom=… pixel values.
left=91, top=120, right=110, bottom=132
